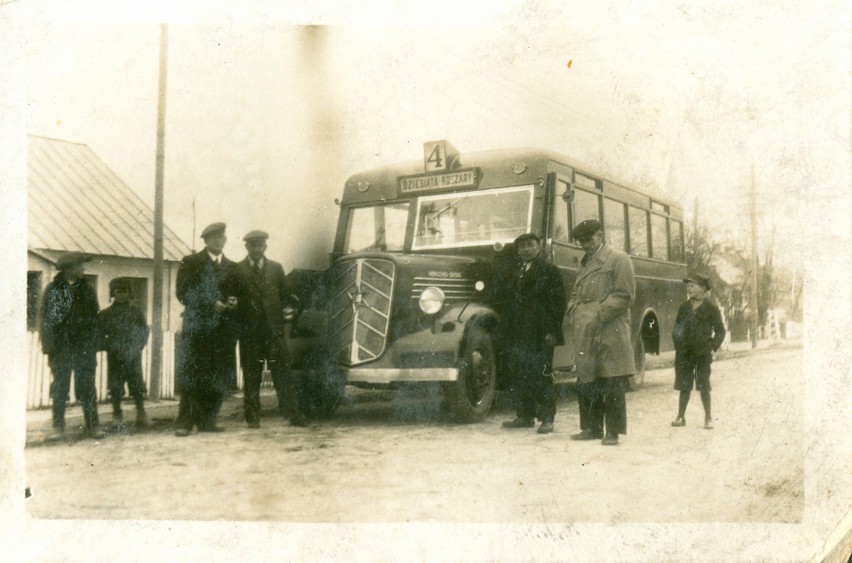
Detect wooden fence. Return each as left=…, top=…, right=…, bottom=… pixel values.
left=26, top=331, right=262, bottom=410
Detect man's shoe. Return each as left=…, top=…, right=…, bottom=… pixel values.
left=199, top=426, right=225, bottom=433
left=502, top=417, right=535, bottom=429
left=704, top=417, right=713, bottom=429
left=247, top=421, right=260, bottom=429
left=290, top=417, right=309, bottom=428
left=570, top=429, right=602, bottom=440
left=86, top=428, right=106, bottom=440
left=174, top=428, right=191, bottom=437
left=537, top=421, right=554, bottom=434
left=46, top=428, right=65, bottom=442
left=601, top=434, right=619, bottom=446
left=671, top=417, right=686, bottom=427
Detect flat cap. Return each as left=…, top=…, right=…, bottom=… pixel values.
left=571, top=219, right=602, bottom=242
left=201, top=222, right=226, bottom=238
left=513, top=232, right=541, bottom=245
left=684, top=274, right=711, bottom=291
left=109, top=277, right=132, bottom=294
left=243, top=230, right=269, bottom=242
left=56, top=251, right=91, bottom=270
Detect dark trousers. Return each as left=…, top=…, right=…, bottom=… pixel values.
left=577, top=376, right=628, bottom=436
left=507, top=346, right=556, bottom=422
left=175, top=388, right=224, bottom=431
left=106, top=354, right=146, bottom=416
left=50, top=349, right=99, bottom=430
left=240, top=326, right=301, bottom=423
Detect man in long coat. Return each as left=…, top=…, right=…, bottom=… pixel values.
left=174, top=222, right=242, bottom=436
left=500, top=233, right=566, bottom=434
left=236, top=230, right=306, bottom=428
left=40, top=251, right=105, bottom=440
left=567, top=220, right=636, bottom=445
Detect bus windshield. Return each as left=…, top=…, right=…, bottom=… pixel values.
left=413, top=185, right=534, bottom=250
left=344, top=202, right=410, bottom=254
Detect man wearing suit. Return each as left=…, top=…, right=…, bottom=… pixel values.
left=237, top=230, right=307, bottom=428
left=174, top=222, right=242, bottom=436
left=500, top=233, right=566, bottom=435
left=567, top=220, right=636, bottom=446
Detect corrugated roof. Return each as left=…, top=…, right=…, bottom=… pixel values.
left=28, top=135, right=191, bottom=262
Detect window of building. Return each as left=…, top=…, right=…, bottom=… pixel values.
left=27, top=271, right=42, bottom=330
left=628, top=206, right=649, bottom=257
left=604, top=198, right=627, bottom=252
left=670, top=220, right=685, bottom=262
left=651, top=214, right=670, bottom=260
left=551, top=180, right=571, bottom=243
left=572, top=189, right=600, bottom=229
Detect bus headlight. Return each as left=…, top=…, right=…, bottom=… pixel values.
left=419, top=286, right=445, bottom=314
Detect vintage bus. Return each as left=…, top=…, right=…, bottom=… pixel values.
left=289, top=141, right=686, bottom=422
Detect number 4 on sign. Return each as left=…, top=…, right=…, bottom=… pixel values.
left=423, top=140, right=459, bottom=172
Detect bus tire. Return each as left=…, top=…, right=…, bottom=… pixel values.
left=443, top=327, right=496, bottom=423
left=628, top=336, right=646, bottom=391
left=298, top=355, right=346, bottom=419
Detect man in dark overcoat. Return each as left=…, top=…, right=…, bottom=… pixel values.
left=174, top=222, right=242, bottom=436
left=236, top=230, right=307, bottom=428
left=567, top=220, right=636, bottom=446
left=500, top=233, right=566, bottom=434
left=40, top=251, right=105, bottom=440
left=98, top=277, right=150, bottom=428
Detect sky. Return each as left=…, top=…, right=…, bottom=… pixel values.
left=9, top=0, right=851, bottom=273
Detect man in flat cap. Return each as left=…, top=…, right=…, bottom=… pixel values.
left=567, top=219, right=636, bottom=446
left=670, top=273, right=726, bottom=429
left=40, top=251, right=105, bottom=440
left=236, top=230, right=307, bottom=428
left=174, top=222, right=243, bottom=436
left=499, top=232, right=566, bottom=435
left=98, top=277, right=150, bottom=429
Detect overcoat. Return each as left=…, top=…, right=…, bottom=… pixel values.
left=40, top=271, right=99, bottom=365
left=672, top=299, right=726, bottom=355
left=501, top=257, right=566, bottom=353
left=236, top=257, right=290, bottom=365
left=175, top=250, right=241, bottom=392
left=97, top=301, right=149, bottom=384
left=568, top=244, right=636, bottom=382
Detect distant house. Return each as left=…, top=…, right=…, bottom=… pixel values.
left=26, top=135, right=192, bottom=407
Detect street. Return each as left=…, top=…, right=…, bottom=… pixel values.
left=24, top=344, right=803, bottom=523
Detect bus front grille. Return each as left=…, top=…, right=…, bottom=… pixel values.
left=327, top=258, right=395, bottom=366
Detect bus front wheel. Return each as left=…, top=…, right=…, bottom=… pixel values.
left=443, top=327, right=496, bottom=423
left=628, top=336, right=646, bottom=391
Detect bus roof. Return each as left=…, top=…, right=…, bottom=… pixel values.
left=343, top=147, right=682, bottom=211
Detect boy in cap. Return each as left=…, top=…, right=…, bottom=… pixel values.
left=40, top=251, right=105, bottom=440
left=671, top=274, right=726, bottom=429
left=98, top=278, right=150, bottom=429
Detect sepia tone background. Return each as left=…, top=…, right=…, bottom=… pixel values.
left=1, top=0, right=850, bottom=560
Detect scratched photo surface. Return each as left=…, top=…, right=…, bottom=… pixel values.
left=1, top=1, right=849, bottom=561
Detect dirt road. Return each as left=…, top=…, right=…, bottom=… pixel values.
left=23, top=344, right=803, bottom=526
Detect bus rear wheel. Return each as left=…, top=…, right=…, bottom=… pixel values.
left=628, top=336, right=646, bottom=391
left=443, top=327, right=496, bottom=423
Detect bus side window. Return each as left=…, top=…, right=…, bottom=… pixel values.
left=671, top=219, right=685, bottom=262
left=628, top=206, right=649, bottom=257
left=651, top=213, right=669, bottom=260
left=572, top=188, right=600, bottom=227
left=552, top=180, right=571, bottom=243
left=604, top=198, right=627, bottom=252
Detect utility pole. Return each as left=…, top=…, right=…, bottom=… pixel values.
left=749, top=163, right=759, bottom=349
left=150, top=23, right=169, bottom=401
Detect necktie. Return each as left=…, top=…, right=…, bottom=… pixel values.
left=254, top=261, right=261, bottom=276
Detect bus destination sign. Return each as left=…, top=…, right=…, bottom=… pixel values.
left=399, top=168, right=479, bottom=194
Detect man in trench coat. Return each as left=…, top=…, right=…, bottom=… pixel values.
left=174, top=222, right=242, bottom=436
left=567, top=220, right=636, bottom=445
left=499, top=233, right=566, bottom=434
